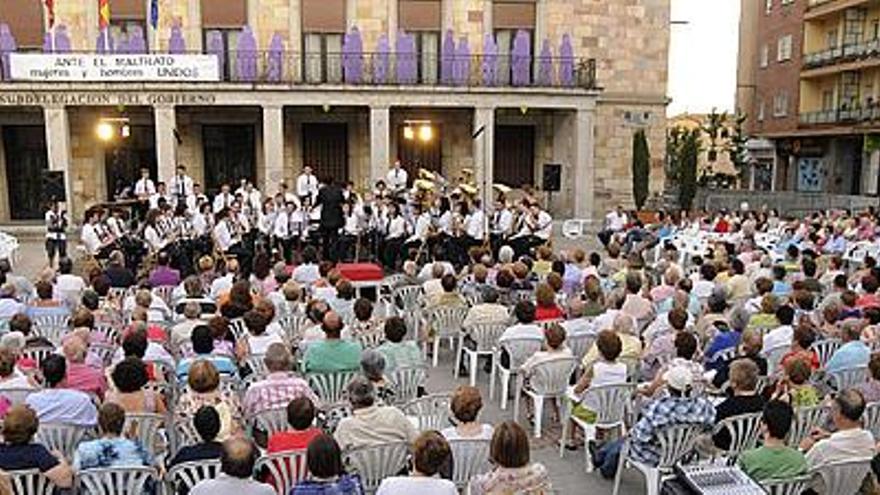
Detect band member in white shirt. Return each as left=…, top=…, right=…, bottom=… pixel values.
left=185, top=183, right=209, bottom=213
left=105, top=208, right=126, bottom=239
left=143, top=209, right=168, bottom=254
left=297, top=166, right=319, bottom=204
left=490, top=200, right=513, bottom=257
left=44, top=202, right=67, bottom=266
left=386, top=160, right=408, bottom=196
left=338, top=202, right=360, bottom=261
left=404, top=203, right=432, bottom=252
left=191, top=202, right=212, bottom=238
left=464, top=198, right=486, bottom=255
left=511, top=201, right=552, bottom=257
left=213, top=208, right=236, bottom=253
left=134, top=168, right=156, bottom=199
left=213, top=184, right=235, bottom=214
left=170, top=165, right=194, bottom=201
left=599, top=204, right=629, bottom=246
left=149, top=182, right=173, bottom=210
left=383, top=202, right=407, bottom=269
left=81, top=208, right=108, bottom=257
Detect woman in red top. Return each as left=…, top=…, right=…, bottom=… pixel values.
left=267, top=397, right=323, bottom=453
left=780, top=324, right=820, bottom=371
left=534, top=283, right=565, bottom=321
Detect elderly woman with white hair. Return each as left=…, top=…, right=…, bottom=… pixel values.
left=360, top=350, right=396, bottom=404
left=497, top=245, right=515, bottom=266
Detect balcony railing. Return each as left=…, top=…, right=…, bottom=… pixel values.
left=803, top=40, right=880, bottom=69
left=799, top=105, right=880, bottom=124
left=0, top=50, right=599, bottom=90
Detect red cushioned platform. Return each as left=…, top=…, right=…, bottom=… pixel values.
left=336, top=263, right=384, bottom=282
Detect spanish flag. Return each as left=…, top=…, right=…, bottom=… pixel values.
left=98, top=0, right=111, bottom=29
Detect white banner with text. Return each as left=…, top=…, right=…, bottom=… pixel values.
left=8, top=53, right=221, bottom=82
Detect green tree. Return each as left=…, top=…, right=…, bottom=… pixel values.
left=678, top=127, right=700, bottom=210
left=632, top=129, right=650, bottom=210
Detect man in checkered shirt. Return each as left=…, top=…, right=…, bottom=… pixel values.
left=243, top=343, right=319, bottom=417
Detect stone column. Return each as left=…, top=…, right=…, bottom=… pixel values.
left=262, top=105, right=285, bottom=193
left=188, top=0, right=203, bottom=52
left=44, top=106, right=73, bottom=212
left=572, top=106, right=595, bottom=221
left=370, top=106, right=391, bottom=187
left=154, top=105, right=177, bottom=185
left=473, top=107, right=495, bottom=208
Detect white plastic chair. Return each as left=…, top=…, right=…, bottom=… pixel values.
left=172, top=420, right=200, bottom=457
left=36, top=423, right=90, bottom=461
left=31, top=315, right=70, bottom=345
left=490, top=336, right=544, bottom=410
left=457, top=323, right=506, bottom=386
left=343, top=441, right=411, bottom=494
left=762, top=474, right=812, bottom=495
left=516, top=356, right=577, bottom=438
left=425, top=305, right=468, bottom=368
left=228, top=318, right=248, bottom=341
left=712, top=411, right=763, bottom=460
left=278, top=314, right=310, bottom=346
left=255, top=450, right=309, bottom=495
left=863, top=401, right=880, bottom=439
left=90, top=342, right=117, bottom=367
left=560, top=383, right=635, bottom=472
left=566, top=331, right=596, bottom=365
left=402, top=393, right=451, bottom=431
left=244, top=353, right=269, bottom=376
left=612, top=423, right=703, bottom=495
left=152, top=285, right=175, bottom=308
left=247, top=406, right=290, bottom=438
left=20, top=346, right=56, bottom=368
left=166, top=460, right=221, bottom=495
left=307, top=370, right=358, bottom=404
left=448, top=438, right=491, bottom=490
left=93, top=323, right=121, bottom=345
left=0, top=387, right=37, bottom=405
left=8, top=469, right=57, bottom=495
left=763, top=343, right=790, bottom=376
left=388, top=365, right=427, bottom=404
left=77, top=466, right=159, bottom=495
left=810, top=338, right=842, bottom=368
left=123, top=413, right=167, bottom=458
left=392, top=285, right=423, bottom=314
left=811, top=457, right=873, bottom=495
left=786, top=405, right=827, bottom=448
left=829, top=366, right=869, bottom=391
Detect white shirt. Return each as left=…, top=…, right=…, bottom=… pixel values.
left=53, top=274, right=86, bottom=301
left=80, top=223, right=102, bottom=255
left=535, top=210, right=553, bottom=239
left=376, top=477, right=457, bottom=495
left=763, top=324, right=794, bottom=353
left=493, top=208, right=513, bottom=236
left=296, top=173, right=318, bottom=199
left=170, top=174, right=193, bottom=197
left=386, top=167, right=408, bottom=192
left=387, top=216, right=406, bottom=239
left=192, top=213, right=208, bottom=236
left=144, top=225, right=166, bottom=252
left=210, top=274, right=235, bottom=300
left=466, top=209, right=485, bottom=239
left=45, top=211, right=66, bottom=241
left=273, top=212, right=290, bottom=238
left=293, top=263, right=320, bottom=285
left=212, top=193, right=234, bottom=213
left=437, top=211, right=453, bottom=236
left=213, top=221, right=234, bottom=252
left=407, top=213, right=432, bottom=243
left=606, top=210, right=627, bottom=231
left=134, top=178, right=155, bottom=197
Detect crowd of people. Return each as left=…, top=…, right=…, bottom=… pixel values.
left=4, top=194, right=880, bottom=494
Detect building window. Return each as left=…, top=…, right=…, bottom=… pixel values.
left=826, top=29, right=838, bottom=49
left=777, top=35, right=793, bottom=62
left=203, top=29, right=242, bottom=80
left=493, top=1, right=536, bottom=85
left=758, top=100, right=765, bottom=121
left=765, top=0, right=773, bottom=14
left=201, top=0, right=247, bottom=80
left=822, top=90, right=834, bottom=111
left=760, top=44, right=769, bottom=68
left=110, top=20, right=148, bottom=51
left=399, top=0, right=441, bottom=84
left=301, top=0, right=346, bottom=83
left=0, top=0, right=45, bottom=49
left=773, top=93, right=789, bottom=117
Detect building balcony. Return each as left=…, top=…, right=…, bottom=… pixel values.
left=805, top=0, right=874, bottom=20
left=803, top=40, right=880, bottom=70
left=0, top=50, right=599, bottom=90
left=799, top=105, right=880, bottom=125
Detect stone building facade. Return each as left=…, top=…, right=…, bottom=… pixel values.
left=0, top=0, right=669, bottom=223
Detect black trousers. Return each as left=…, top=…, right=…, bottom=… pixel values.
left=45, top=238, right=66, bottom=264
left=320, top=226, right=340, bottom=262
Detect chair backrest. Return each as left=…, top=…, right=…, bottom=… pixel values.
left=393, top=285, right=423, bottom=312
left=466, top=323, right=507, bottom=352
left=762, top=474, right=813, bottom=495
left=829, top=366, right=869, bottom=392
left=0, top=387, right=37, bottom=405
left=763, top=344, right=789, bottom=375
left=527, top=356, right=577, bottom=396
left=500, top=337, right=544, bottom=371
left=8, top=469, right=56, bottom=495
left=355, top=327, right=385, bottom=350
left=307, top=370, right=358, bottom=404
left=90, top=342, right=118, bottom=367
left=786, top=405, right=828, bottom=447
left=343, top=441, right=411, bottom=493
left=389, top=366, right=427, bottom=404
left=402, top=393, right=451, bottom=431
left=248, top=406, right=290, bottom=437
left=152, top=285, right=175, bottom=307
left=123, top=413, right=166, bottom=458
left=172, top=419, right=201, bottom=457
left=228, top=318, right=248, bottom=341
left=582, top=383, right=635, bottom=427
left=448, top=438, right=491, bottom=489
left=653, top=423, right=703, bottom=469
left=811, top=339, right=842, bottom=368
left=31, top=315, right=70, bottom=345
left=93, top=324, right=121, bottom=345
left=245, top=354, right=269, bottom=376
left=811, top=457, right=873, bottom=495
left=255, top=450, right=309, bottom=495
left=426, top=306, right=469, bottom=338
left=166, top=460, right=221, bottom=495
left=566, top=332, right=595, bottom=363
left=714, top=412, right=764, bottom=459
left=20, top=347, right=56, bottom=368
left=279, top=314, right=311, bottom=346
left=77, top=466, right=159, bottom=495
left=36, top=423, right=89, bottom=461
left=863, top=401, right=880, bottom=439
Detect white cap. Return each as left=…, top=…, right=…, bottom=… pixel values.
left=663, top=365, right=694, bottom=392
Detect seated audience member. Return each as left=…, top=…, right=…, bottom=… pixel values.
left=176, top=325, right=238, bottom=380
left=499, top=300, right=543, bottom=344
left=10, top=313, right=52, bottom=350
left=620, top=272, right=653, bottom=322
left=72, top=402, right=151, bottom=470
left=176, top=360, right=242, bottom=441
left=857, top=352, right=880, bottom=403
left=705, top=307, right=748, bottom=370
left=348, top=298, right=381, bottom=342
left=360, top=350, right=396, bottom=404
left=243, top=343, right=318, bottom=417
left=149, top=251, right=181, bottom=288
left=62, top=335, right=106, bottom=399
left=521, top=323, right=573, bottom=376
left=112, top=322, right=175, bottom=368
left=0, top=405, right=73, bottom=488
left=171, top=302, right=204, bottom=350
left=25, top=355, right=97, bottom=427
left=709, top=359, right=765, bottom=452
left=0, top=346, right=33, bottom=389
left=694, top=293, right=729, bottom=344
left=52, top=258, right=85, bottom=304
left=174, top=276, right=218, bottom=318
left=780, top=323, right=819, bottom=371
left=106, top=357, right=166, bottom=414
left=773, top=358, right=820, bottom=408
left=441, top=385, right=493, bottom=440
left=334, top=377, right=417, bottom=449
left=570, top=330, right=629, bottom=429
left=801, top=389, right=876, bottom=492
left=375, top=317, right=424, bottom=372
left=0, top=289, right=25, bottom=322
left=534, top=283, right=565, bottom=321
left=712, top=329, right=768, bottom=388
left=190, top=438, right=275, bottom=495
left=104, top=250, right=136, bottom=288
left=376, top=431, right=457, bottom=495
left=267, top=397, right=323, bottom=453
left=462, top=286, right=509, bottom=329
left=26, top=281, right=69, bottom=320
left=641, top=306, right=689, bottom=380
left=762, top=305, right=796, bottom=353
left=470, top=421, right=552, bottom=494
left=168, top=405, right=224, bottom=467
left=291, top=433, right=364, bottom=494
left=238, top=309, right=283, bottom=357
left=207, top=316, right=235, bottom=357
left=425, top=274, right=467, bottom=310
left=738, top=400, right=807, bottom=481
left=641, top=331, right=703, bottom=396
left=302, top=312, right=362, bottom=373
left=582, top=313, right=642, bottom=372
left=825, top=320, right=871, bottom=373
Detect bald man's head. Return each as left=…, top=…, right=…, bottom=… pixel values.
left=221, top=437, right=258, bottom=478
left=322, top=311, right=343, bottom=339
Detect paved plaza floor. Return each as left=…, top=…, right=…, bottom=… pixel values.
left=11, top=237, right=646, bottom=494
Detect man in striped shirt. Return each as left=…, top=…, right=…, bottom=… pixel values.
left=243, top=343, right=319, bottom=417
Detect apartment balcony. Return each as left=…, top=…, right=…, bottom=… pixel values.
left=806, top=0, right=874, bottom=20
left=799, top=105, right=880, bottom=125
left=803, top=40, right=880, bottom=70
left=0, top=50, right=599, bottom=90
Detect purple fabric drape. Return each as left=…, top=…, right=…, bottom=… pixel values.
left=266, top=33, right=284, bottom=82
left=396, top=30, right=416, bottom=84
left=511, top=29, right=530, bottom=86
left=343, top=27, right=363, bottom=84
left=481, top=33, right=497, bottom=86
left=54, top=25, right=71, bottom=53
left=168, top=23, right=186, bottom=54
left=96, top=29, right=114, bottom=54
left=236, top=26, right=258, bottom=82
left=42, top=32, right=52, bottom=52
left=559, top=34, right=574, bottom=87
left=128, top=25, right=147, bottom=54
left=454, top=37, right=470, bottom=86
left=374, top=34, right=390, bottom=84
left=537, top=38, right=552, bottom=86
left=0, top=24, right=16, bottom=80
left=206, top=30, right=226, bottom=80
left=440, top=30, right=455, bottom=85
